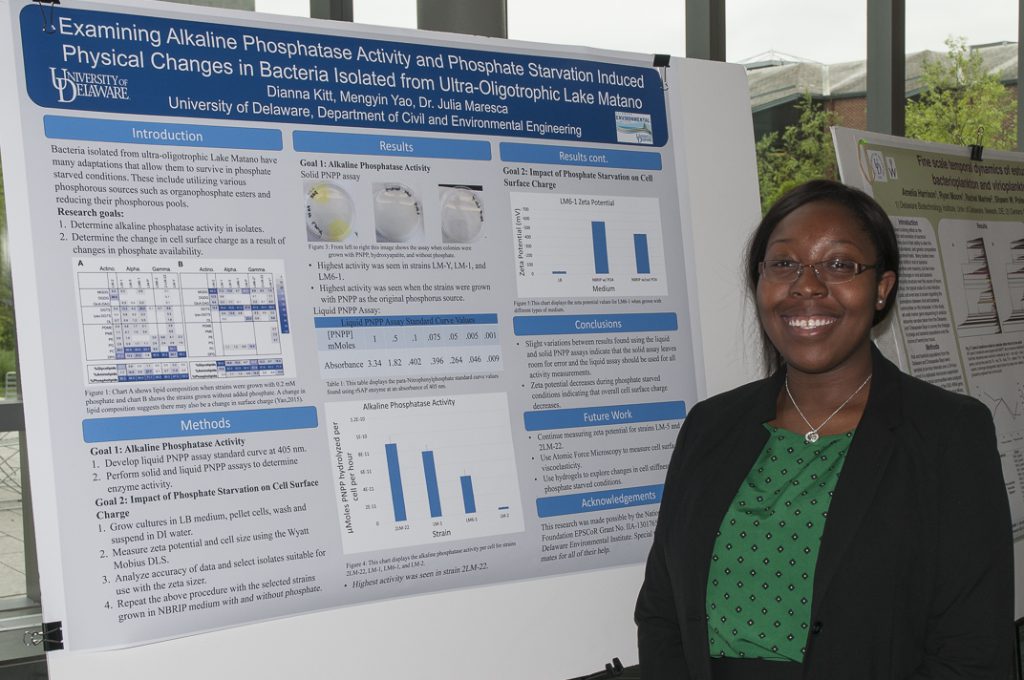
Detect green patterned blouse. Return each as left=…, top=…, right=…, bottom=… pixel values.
left=705, top=425, right=852, bottom=661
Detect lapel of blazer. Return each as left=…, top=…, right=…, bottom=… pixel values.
left=809, top=346, right=903, bottom=614
left=679, top=371, right=782, bottom=664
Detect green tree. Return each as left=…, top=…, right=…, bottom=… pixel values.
left=0, top=164, right=14, bottom=358
left=906, top=37, right=1017, bottom=149
left=755, top=94, right=839, bottom=212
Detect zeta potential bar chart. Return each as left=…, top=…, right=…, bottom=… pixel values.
left=327, top=392, right=524, bottom=553
left=510, top=192, right=667, bottom=298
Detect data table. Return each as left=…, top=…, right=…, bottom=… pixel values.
left=75, top=258, right=294, bottom=383
left=314, top=313, right=502, bottom=379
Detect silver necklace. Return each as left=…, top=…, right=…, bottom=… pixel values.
left=784, top=374, right=871, bottom=444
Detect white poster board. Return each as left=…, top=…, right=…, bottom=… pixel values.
left=0, top=0, right=761, bottom=675
left=833, top=127, right=1024, bottom=616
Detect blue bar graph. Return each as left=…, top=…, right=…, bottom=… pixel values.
left=329, top=394, right=524, bottom=553
left=592, top=221, right=609, bottom=274
left=510, top=193, right=667, bottom=298
left=634, top=234, right=651, bottom=274
left=422, top=451, right=442, bottom=518
left=461, top=476, right=477, bottom=514
left=386, top=443, right=407, bottom=522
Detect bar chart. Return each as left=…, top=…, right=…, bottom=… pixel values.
left=1002, top=237, right=1024, bottom=328
left=957, top=236, right=1002, bottom=335
left=326, top=392, right=524, bottom=554
left=510, top=192, right=667, bottom=298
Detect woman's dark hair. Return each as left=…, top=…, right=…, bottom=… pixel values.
left=746, top=179, right=901, bottom=373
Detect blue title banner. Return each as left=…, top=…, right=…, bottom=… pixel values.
left=513, top=312, right=678, bottom=336
left=500, top=142, right=661, bottom=170
left=22, top=6, right=668, bottom=147
left=536, top=484, right=663, bottom=518
left=294, top=130, right=489, bottom=159
left=523, top=401, right=686, bottom=431
left=82, top=406, right=318, bottom=443
left=44, top=114, right=282, bottom=149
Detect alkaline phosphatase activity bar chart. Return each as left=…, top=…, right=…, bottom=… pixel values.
left=511, top=192, right=667, bottom=298
left=326, top=393, right=524, bottom=554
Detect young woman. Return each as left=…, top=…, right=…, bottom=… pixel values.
left=635, top=180, right=1013, bottom=680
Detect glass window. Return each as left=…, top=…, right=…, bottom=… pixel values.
left=253, top=0, right=310, bottom=18
left=166, top=0, right=255, bottom=9
left=906, top=0, right=1016, bottom=54
left=0, top=165, right=28, bottom=605
left=0, top=430, right=25, bottom=601
left=354, top=0, right=417, bottom=29
left=0, top=161, right=40, bottom=668
left=508, top=0, right=682, bottom=55
left=728, top=0, right=865, bottom=64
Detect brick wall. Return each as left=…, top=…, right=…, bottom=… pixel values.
left=822, top=83, right=1019, bottom=134
left=825, top=97, right=867, bottom=130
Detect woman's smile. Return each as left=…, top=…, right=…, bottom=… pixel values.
left=782, top=314, right=838, bottom=332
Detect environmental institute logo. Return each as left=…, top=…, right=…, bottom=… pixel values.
left=615, top=111, right=653, bottom=144
left=49, top=67, right=130, bottom=103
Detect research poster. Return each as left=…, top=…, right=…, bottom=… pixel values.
left=834, top=127, right=1024, bottom=538
left=0, top=0, right=701, bottom=649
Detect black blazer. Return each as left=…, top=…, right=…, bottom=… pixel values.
left=635, top=348, right=1014, bottom=679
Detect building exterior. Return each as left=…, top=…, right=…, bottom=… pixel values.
left=745, top=42, right=1019, bottom=141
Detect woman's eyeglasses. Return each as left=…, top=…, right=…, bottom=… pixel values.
left=759, top=259, right=878, bottom=284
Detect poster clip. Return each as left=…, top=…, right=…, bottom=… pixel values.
left=33, top=0, right=59, bottom=35
left=969, top=127, right=985, bottom=161
left=23, top=621, right=64, bottom=651
left=568, top=657, right=624, bottom=680
left=653, top=54, right=670, bottom=91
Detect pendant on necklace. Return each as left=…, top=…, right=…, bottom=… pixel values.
left=804, top=431, right=819, bottom=444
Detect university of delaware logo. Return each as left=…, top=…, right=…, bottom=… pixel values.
left=49, top=67, right=130, bottom=103
left=49, top=67, right=77, bottom=102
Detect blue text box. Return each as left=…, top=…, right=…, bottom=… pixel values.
left=513, top=313, right=677, bottom=336
left=524, top=401, right=685, bottom=431
left=294, top=131, right=490, bottom=160
left=536, top=484, right=663, bottom=518
left=500, top=142, right=662, bottom=170
left=83, top=406, right=318, bottom=443
left=22, top=7, right=668, bottom=146
left=44, top=115, right=282, bottom=150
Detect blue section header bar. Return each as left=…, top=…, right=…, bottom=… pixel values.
left=44, top=115, right=282, bottom=150
left=524, top=401, right=685, bottom=432
left=536, top=484, right=663, bottom=518
left=294, top=131, right=490, bottom=160
left=22, top=6, right=668, bottom=146
left=513, top=313, right=677, bottom=336
left=82, top=406, right=318, bottom=443
left=315, top=313, right=498, bottom=328
left=500, top=142, right=662, bottom=170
